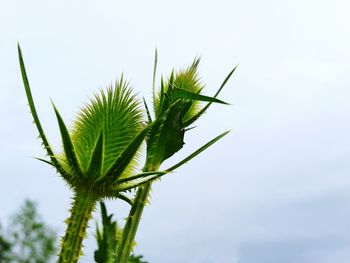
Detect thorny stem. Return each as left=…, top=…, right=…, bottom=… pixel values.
left=58, top=188, right=97, bottom=263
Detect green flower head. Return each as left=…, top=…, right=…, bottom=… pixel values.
left=18, top=45, right=155, bottom=198
left=145, top=54, right=234, bottom=170
left=54, top=79, right=145, bottom=193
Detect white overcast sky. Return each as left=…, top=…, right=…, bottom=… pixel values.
left=1, top=0, right=350, bottom=262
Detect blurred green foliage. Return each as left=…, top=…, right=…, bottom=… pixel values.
left=0, top=200, right=57, bottom=263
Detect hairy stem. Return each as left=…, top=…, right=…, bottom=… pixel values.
left=116, top=181, right=152, bottom=263
left=58, top=189, right=97, bottom=263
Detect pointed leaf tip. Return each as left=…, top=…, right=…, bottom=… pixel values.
left=171, top=88, right=229, bottom=105
left=52, top=102, right=83, bottom=177
left=18, top=45, right=70, bottom=179
left=143, top=98, right=152, bottom=123
left=183, top=66, right=237, bottom=127
left=87, top=131, right=104, bottom=179
left=103, top=124, right=152, bottom=183
left=166, top=130, right=230, bottom=172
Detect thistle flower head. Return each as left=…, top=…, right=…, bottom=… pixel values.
left=54, top=79, right=145, bottom=192
left=18, top=45, right=154, bottom=198
left=146, top=57, right=231, bottom=170
left=153, top=58, right=204, bottom=121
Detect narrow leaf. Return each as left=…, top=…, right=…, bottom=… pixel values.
left=116, top=171, right=168, bottom=184
left=100, top=202, right=108, bottom=220
left=184, top=65, right=237, bottom=127
left=87, top=131, right=104, bottom=179
left=166, top=130, right=230, bottom=172
left=171, top=88, right=229, bottom=104
left=156, top=76, right=165, bottom=115
left=34, top=157, right=53, bottom=166
left=117, top=173, right=166, bottom=191
left=169, top=70, right=174, bottom=86
left=17, top=44, right=53, bottom=157
left=18, top=44, right=53, bottom=157
left=52, top=102, right=83, bottom=176
left=143, top=98, right=152, bottom=123
left=103, top=124, right=152, bottom=182
left=18, top=44, right=71, bottom=180
left=211, top=65, right=238, bottom=99
left=152, top=48, right=158, bottom=103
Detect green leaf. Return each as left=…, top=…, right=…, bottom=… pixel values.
left=102, top=124, right=152, bottom=183
left=184, top=65, right=237, bottom=127
left=171, top=88, right=229, bottom=104
left=18, top=44, right=53, bottom=158
left=116, top=171, right=168, bottom=184
left=117, top=173, right=166, bottom=191
left=152, top=48, right=158, bottom=104
left=87, top=131, right=104, bottom=179
left=52, top=102, right=83, bottom=177
left=34, top=157, right=53, bottom=166
left=18, top=44, right=71, bottom=181
left=145, top=102, right=185, bottom=168
left=169, top=69, right=175, bottom=87
left=166, top=130, right=230, bottom=172
left=143, top=98, right=152, bottom=123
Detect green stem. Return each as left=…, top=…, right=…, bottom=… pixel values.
left=58, top=189, right=97, bottom=263
left=116, top=182, right=152, bottom=263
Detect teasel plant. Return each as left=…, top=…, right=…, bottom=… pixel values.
left=18, top=43, right=234, bottom=262
left=18, top=45, right=166, bottom=263
left=115, top=51, right=237, bottom=262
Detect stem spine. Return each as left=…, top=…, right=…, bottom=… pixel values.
left=58, top=188, right=97, bottom=263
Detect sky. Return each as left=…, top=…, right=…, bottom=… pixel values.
left=1, top=0, right=350, bottom=262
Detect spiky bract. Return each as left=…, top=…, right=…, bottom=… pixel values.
left=153, top=58, right=203, bottom=121
left=71, top=81, right=142, bottom=175
left=55, top=80, right=144, bottom=190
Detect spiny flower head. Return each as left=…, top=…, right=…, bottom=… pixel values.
left=18, top=44, right=155, bottom=198
left=54, top=79, right=145, bottom=193
left=153, top=58, right=204, bottom=121
left=146, top=57, right=231, bottom=170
